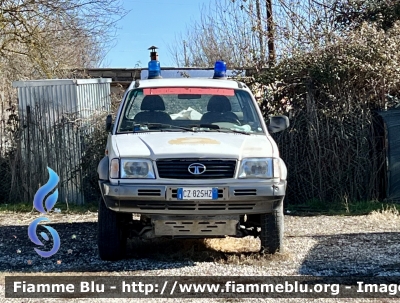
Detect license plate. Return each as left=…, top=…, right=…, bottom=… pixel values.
left=177, top=187, right=218, bottom=200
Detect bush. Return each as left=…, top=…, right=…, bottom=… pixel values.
left=248, top=22, right=400, bottom=204
left=80, top=115, right=109, bottom=203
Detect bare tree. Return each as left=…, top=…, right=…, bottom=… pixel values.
left=0, top=0, right=126, bottom=78
left=169, top=0, right=340, bottom=67
left=0, top=0, right=127, bottom=189
left=168, top=0, right=265, bottom=68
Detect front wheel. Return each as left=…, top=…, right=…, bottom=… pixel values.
left=260, top=199, right=284, bottom=254
left=97, top=197, right=127, bottom=260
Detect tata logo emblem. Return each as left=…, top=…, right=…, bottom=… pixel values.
left=188, top=163, right=206, bottom=175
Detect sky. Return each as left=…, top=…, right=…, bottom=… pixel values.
left=102, top=0, right=212, bottom=68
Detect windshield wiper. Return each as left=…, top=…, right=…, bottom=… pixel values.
left=188, top=124, right=219, bottom=130
left=132, top=123, right=198, bottom=132
left=214, top=128, right=251, bottom=135
left=128, top=123, right=250, bottom=134
left=188, top=124, right=250, bottom=135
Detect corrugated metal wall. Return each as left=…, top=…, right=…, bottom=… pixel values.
left=13, top=79, right=111, bottom=204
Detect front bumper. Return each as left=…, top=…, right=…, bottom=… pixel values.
left=99, top=180, right=286, bottom=215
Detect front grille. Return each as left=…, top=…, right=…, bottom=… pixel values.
left=234, top=189, right=257, bottom=196
left=156, top=159, right=236, bottom=179
left=138, top=189, right=162, bottom=196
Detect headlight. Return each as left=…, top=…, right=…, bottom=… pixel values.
left=238, top=158, right=280, bottom=179
left=121, top=159, right=155, bottom=179
left=110, top=158, right=155, bottom=179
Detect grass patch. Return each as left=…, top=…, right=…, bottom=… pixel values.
left=369, top=204, right=399, bottom=219
left=0, top=200, right=98, bottom=213
left=286, top=199, right=400, bottom=216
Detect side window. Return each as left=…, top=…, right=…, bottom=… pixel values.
left=236, top=91, right=261, bottom=129
left=124, top=91, right=144, bottom=119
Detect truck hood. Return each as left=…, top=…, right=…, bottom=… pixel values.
left=113, top=132, right=277, bottom=159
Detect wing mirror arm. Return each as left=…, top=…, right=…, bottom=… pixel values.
left=106, top=114, right=113, bottom=132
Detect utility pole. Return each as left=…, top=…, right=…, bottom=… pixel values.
left=266, top=0, right=276, bottom=65
left=255, top=0, right=265, bottom=66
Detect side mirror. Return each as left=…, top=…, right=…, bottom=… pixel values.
left=106, top=115, right=112, bottom=131
left=267, top=115, right=289, bottom=133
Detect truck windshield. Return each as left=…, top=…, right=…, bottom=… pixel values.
left=117, top=87, right=264, bottom=134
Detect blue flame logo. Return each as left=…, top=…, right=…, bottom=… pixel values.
left=28, top=167, right=61, bottom=258
left=28, top=217, right=60, bottom=257
left=33, top=167, right=59, bottom=213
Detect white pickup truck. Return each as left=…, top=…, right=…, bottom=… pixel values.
left=97, top=60, right=288, bottom=260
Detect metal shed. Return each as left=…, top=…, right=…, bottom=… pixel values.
left=13, top=78, right=112, bottom=204
left=378, top=109, right=400, bottom=202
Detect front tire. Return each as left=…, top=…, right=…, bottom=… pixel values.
left=98, top=197, right=127, bottom=260
left=260, top=199, right=284, bottom=254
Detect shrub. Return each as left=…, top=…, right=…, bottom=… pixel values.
left=248, top=22, right=400, bottom=204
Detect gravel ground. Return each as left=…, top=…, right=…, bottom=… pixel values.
left=0, top=210, right=399, bottom=303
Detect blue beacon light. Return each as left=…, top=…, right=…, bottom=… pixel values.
left=148, top=46, right=162, bottom=79
left=213, top=60, right=227, bottom=79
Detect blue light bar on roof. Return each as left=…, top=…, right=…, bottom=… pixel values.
left=148, top=46, right=162, bottom=79
left=148, top=60, right=161, bottom=79
left=213, top=61, right=227, bottom=79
